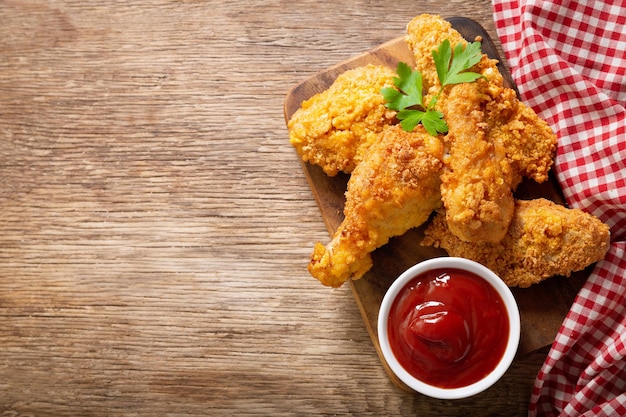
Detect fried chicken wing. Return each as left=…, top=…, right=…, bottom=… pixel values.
left=422, top=198, right=611, bottom=287
left=406, top=14, right=557, bottom=242
left=309, top=125, right=444, bottom=287
left=288, top=64, right=397, bottom=176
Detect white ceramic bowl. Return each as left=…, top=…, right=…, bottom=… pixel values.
left=378, top=257, right=520, bottom=399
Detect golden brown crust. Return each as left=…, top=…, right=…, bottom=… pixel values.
left=439, top=79, right=516, bottom=243
left=309, top=125, right=444, bottom=287
left=486, top=92, right=557, bottom=184
left=422, top=198, right=611, bottom=287
left=405, top=14, right=467, bottom=94
left=404, top=14, right=558, bottom=243
left=287, top=64, right=397, bottom=176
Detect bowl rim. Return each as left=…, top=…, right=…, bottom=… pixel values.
left=377, top=256, right=521, bottom=399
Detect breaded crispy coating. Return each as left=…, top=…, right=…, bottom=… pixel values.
left=422, top=198, right=611, bottom=287
left=288, top=64, right=397, bottom=176
left=406, top=14, right=557, bottom=242
left=405, top=14, right=466, bottom=95
left=309, top=125, right=444, bottom=287
left=486, top=88, right=557, bottom=184
left=438, top=79, right=516, bottom=243
left=406, top=14, right=556, bottom=185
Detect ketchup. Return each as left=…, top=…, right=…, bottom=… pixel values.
left=387, top=267, right=509, bottom=388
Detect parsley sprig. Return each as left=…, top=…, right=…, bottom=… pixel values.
left=381, top=39, right=484, bottom=136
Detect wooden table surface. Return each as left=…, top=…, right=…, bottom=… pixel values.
left=0, top=1, right=558, bottom=415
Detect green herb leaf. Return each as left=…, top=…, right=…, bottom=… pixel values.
left=433, top=39, right=484, bottom=87
left=434, top=40, right=453, bottom=87
left=381, top=62, right=423, bottom=111
left=397, top=109, right=425, bottom=132
left=421, top=110, right=448, bottom=136
left=381, top=39, right=484, bottom=136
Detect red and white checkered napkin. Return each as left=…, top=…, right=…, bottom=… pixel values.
left=492, top=0, right=626, bottom=415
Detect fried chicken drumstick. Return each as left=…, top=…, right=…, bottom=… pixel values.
left=309, top=125, right=444, bottom=287
left=422, top=198, right=611, bottom=287
left=406, top=14, right=557, bottom=243
left=438, top=80, right=517, bottom=243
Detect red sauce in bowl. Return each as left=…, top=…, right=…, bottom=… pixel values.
left=387, top=267, right=509, bottom=389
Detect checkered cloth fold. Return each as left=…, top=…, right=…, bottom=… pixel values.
left=492, top=1, right=626, bottom=415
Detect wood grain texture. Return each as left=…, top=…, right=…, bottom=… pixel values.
left=0, top=1, right=575, bottom=416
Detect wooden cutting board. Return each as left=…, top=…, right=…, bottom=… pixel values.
left=284, top=17, right=588, bottom=391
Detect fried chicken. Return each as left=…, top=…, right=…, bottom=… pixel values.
left=288, top=64, right=398, bottom=176
left=287, top=13, right=587, bottom=289
left=422, top=198, right=611, bottom=287
left=406, top=14, right=557, bottom=242
left=486, top=88, right=557, bottom=184
left=405, top=14, right=467, bottom=96
left=438, top=80, right=516, bottom=243
left=309, top=125, right=444, bottom=287
left=406, top=15, right=556, bottom=184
